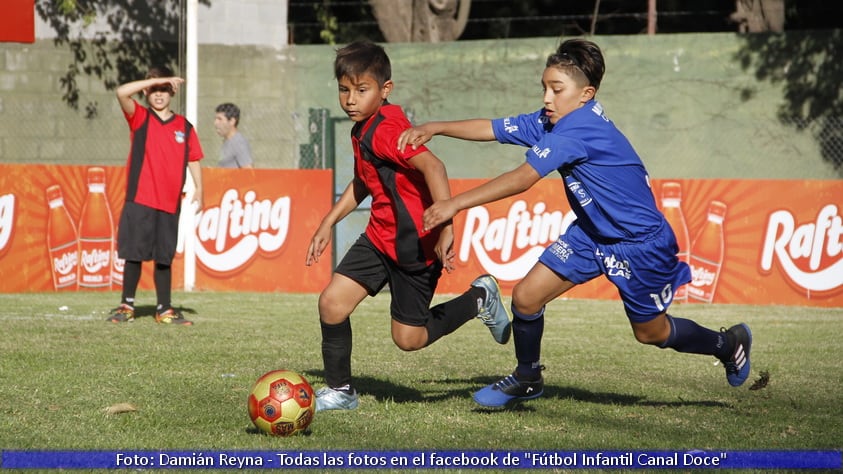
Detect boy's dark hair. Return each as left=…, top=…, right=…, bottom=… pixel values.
left=216, top=102, right=241, bottom=126
left=146, top=65, right=175, bottom=95
left=546, top=38, right=605, bottom=90
left=334, top=40, right=391, bottom=86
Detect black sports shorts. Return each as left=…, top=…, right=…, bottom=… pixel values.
left=116, top=201, right=180, bottom=265
left=335, top=234, right=442, bottom=327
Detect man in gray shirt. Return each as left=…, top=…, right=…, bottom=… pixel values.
left=214, top=103, right=254, bottom=168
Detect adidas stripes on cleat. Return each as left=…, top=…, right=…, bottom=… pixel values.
left=722, top=323, right=752, bottom=387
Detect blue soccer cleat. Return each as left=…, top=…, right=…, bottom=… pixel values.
left=722, top=323, right=752, bottom=387
left=473, top=373, right=544, bottom=407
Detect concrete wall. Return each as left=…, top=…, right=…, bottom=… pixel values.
left=0, top=32, right=839, bottom=179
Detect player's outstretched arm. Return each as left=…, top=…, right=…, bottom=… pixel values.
left=398, top=119, right=496, bottom=152
left=423, top=162, right=541, bottom=231
left=409, top=150, right=456, bottom=272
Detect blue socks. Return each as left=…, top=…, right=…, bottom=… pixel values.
left=660, top=314, right=727, bottom=359
left=513, top=306, right=545, bottom=380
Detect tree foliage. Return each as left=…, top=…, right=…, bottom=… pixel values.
left=35, top=0, right=209, bottom=118
left=736, top=29, right=843, bottom=174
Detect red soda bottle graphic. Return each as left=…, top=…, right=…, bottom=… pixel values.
left=46, top=185, right=79, bottom=291
left=77, top=167, right=113, bottom=290
left=660, top=182, right=690, bottom=302
left=688, top=201, right=727, bottom=303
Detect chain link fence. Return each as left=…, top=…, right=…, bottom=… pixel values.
left=783, top=115, right=843, bottom=173
left=2, top=38, right=842, bottom=178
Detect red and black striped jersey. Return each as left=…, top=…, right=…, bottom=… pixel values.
left=351, top=103, right=439, bottom=270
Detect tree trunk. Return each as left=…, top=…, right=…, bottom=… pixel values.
left=369, top=0, right=470, bottom=42
left=369, top=0, right=414, bottom=42
left=732, top=0, right=785, bottom=32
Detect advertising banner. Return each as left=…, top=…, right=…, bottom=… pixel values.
left=0, top=164, right=332, bottom=294
left=0, top=163, right=839, bottom=307
left=435, top=178, right=842, bottom=308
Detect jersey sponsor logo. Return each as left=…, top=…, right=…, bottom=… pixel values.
left=459, top=199, right=576, bottom=280
left=591, top=101, right=610, bottom=122
left=175, top=130, right=186, bottom=144
left=194, top=188, right=291, bottom=273
left=759, top=204, right=843, bottom=293
left=547, top=239, right=573, bottom=262
left=503, top=117, right=519, bottom=134
left=598, top=250, right=631, bottom=280
left=566, top=180, right=592, bottom=207
left=531, top=144, right=551, bottom=159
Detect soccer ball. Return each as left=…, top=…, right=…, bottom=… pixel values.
left=248, top=369, right=315, bottom=436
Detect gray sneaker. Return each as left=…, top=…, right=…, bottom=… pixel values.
left=315, top=386, right=359, bottom=412
left=471, top=274, right=512, bottom=344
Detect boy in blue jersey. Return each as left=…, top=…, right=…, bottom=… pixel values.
left=398, top=38, right=752, bottom=407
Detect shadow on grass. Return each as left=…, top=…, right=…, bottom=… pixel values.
left=309, top=372, right=731, bottom=410
left=127, top=304, right=199, bottom=320
left=245, top=425, right=315, bottom=437
left=543, top=385, right=732, bottom=408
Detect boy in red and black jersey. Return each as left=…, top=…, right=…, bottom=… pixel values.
left=305, top=41, right=512, bottom=412
left=107, top=65, right=204, bottom=326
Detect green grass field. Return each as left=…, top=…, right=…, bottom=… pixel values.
left=0, top=290, right=840, bottom=472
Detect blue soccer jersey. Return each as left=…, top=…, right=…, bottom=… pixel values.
left=491, top=100, right=665, bottom=242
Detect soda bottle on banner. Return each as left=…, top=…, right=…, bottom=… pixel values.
left=688, top=201, right=727, bottom=303
left=45, top=185, right=79, bottom=291
left=77, top=167, right=113, bottom=290
left=660, top=182, right=690, bottom=302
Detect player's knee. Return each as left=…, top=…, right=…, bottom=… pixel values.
left=633, top=332, right=663, bottom=345
left=511, top=283, right=543, bottom=316
left=631, top=325, right=669, bottom=346
left=318, top=291, right=349, bottom=324
left=392, top=334, right=425, bottom=351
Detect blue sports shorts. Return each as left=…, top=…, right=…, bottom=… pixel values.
left=538, top=220, right=691, bottom=322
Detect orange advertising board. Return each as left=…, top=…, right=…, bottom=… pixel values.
left=0, top=164, right=332, bottom=294
left=434, top=178, right=842, bottom=308
left=0, top=164, right=839, bottom=307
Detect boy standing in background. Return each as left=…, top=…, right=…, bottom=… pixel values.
left=108, top=66, right=204, bottom=326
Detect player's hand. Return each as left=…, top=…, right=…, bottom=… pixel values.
left=397, top=124, right=434, bottom=152
left=191, top=195, right=203, bottom=213
left=423, top=199, right=458, bottom=232
left=435, top=225, right=456, bottom=273
left=162, top=77, right=185, bottom=93
left=306, top=226, right=332, bottom=266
